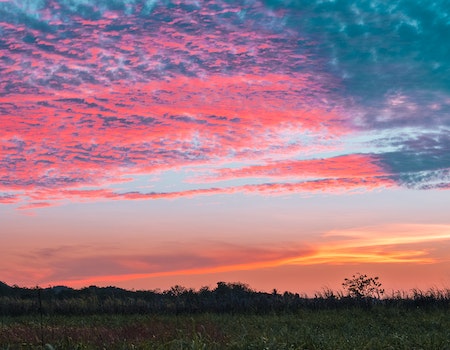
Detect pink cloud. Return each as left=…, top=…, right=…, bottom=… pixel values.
left=0, top=194, right=19, bottom=204
left=17, top=202, right=53, bottom=210
left=1, top=69, right=349, bottom=207
left=193, top=154, right=388, bottom=182
left=0, top=0, right=382, bottom=209
left=31, top=175, right=393, bottom=205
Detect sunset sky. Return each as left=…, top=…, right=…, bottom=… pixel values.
left=1, top=0, right=449, bottom=296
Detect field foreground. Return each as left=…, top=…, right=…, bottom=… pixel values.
left=1, top=308, right=449, bottom=350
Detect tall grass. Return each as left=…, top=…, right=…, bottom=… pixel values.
left=0, top=282, right=449, bottom=349
left=1, top=284, right=449, bottom=317
left=1, top=308, right=449, bottom=349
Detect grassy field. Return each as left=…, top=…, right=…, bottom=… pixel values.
left=1, top=307, right=449, bottom=349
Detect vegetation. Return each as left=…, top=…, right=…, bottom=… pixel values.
left=342, top=273, right=385, bottom=299
left=1, top=309, right=449, bottom=349
left=0, top=279, right=449, bottom=349
left=1, top=280, right=449, bottom=317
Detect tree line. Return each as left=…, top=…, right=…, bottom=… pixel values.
left=1, top=276, right=449, bottom=316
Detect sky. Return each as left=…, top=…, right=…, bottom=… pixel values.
left=1, top=0, right=450, bottom=296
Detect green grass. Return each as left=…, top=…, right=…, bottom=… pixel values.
left=1, top=308, right=449, bottom=349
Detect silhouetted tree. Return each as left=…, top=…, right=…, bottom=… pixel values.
left=342, top=273, right=384, bottom=299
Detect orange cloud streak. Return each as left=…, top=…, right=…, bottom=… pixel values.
left=47, top=224, right=450, bottom=288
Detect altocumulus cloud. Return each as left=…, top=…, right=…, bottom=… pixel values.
left=0, top=0, right=449, bottom=209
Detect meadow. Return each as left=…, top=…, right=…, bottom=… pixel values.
left=1, top=281, right=449, bottom=349
left=1, top=308, right=450, bottom=349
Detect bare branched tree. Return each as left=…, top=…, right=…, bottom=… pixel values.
left=342, top=273, right=385, bottom=299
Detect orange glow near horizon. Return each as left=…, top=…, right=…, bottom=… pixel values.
left=42, top=223, right=450, bottom=291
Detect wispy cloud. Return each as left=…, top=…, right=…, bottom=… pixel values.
left=7, top=223, right=447, bottom=288
left=0, top=193, right=18, bottom=203
left=192, top=154, right=387, bottom=182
